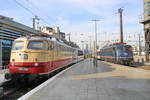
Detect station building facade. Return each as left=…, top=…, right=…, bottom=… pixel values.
left=141, top=0, right=150, bottom=61
left=41, top=26, right=66, bottom=41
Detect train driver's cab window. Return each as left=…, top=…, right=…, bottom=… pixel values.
left=12, top=41, right=24, bottom=50
left=28, top=41, right=48, bottom=50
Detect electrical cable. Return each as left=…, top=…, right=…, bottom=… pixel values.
left=24, top=0, right=56, bottom=23
left=13, top=0, right=51, bottom=25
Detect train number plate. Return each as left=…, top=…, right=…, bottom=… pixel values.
left=19, top=68, right=28, bottom=71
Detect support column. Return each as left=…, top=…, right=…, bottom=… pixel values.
left=145, top=29, right=150, bottom=62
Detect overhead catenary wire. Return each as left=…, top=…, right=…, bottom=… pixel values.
left=24, top=0, right=41, bottom=11
left=12, top=0, right=51, bottom=25
left=13, top=0, right=35, bottom=15
left=24, top=0, right=66, bottom=27
left=24, top=0, right=57, bottom=23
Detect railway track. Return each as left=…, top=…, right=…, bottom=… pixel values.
left=0, top=80, right=23, bottom=98
left=0, top=78, right=47, bottom=100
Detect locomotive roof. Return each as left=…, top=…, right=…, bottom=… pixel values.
left=14, top=36, right=74, bottom=48
left=101, top=43, right=131, bottom=50
left=15, top=37, right=52, bottom=42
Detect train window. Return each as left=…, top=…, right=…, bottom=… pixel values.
left=60, top=45, right=62, bottom=51
left=28, top=41, right=48, bottom=50
left=78, top=50, right=83, bottom=56
left=124, top=46, right=133, bottom=53
left=117, top=47, right=123, bottom=51
left=127, top=47, right=132, bottom=51
left=12, top=41, right=24, bottom=50
left=49, top=43, right=53, bottom=50
left=58, top=45, right=60, bottom=51
left=62, top=46, right=65, bottom=52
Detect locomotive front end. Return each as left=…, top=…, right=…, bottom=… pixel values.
left=116, top=45, right=134, bottom=65
left=6, top=37, right=50, bottom=80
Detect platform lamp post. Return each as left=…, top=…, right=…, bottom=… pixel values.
left=89, top=35, right=92, bottom=57
left=32, top=16, right=40, bottom=30
left=118, top=8, right=124, bottom=43
left=90, top=19, right=100, bottom=66
left=138, top=33, right=142, bottom=56
left=66, top=32, right=71, bottom=45
left=80, top=33, right=84, bottom=50
left=81, top=41, right=84, bottom=50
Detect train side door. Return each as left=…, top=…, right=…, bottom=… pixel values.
left=113, top=47, right=117, bottom=62
left=53, top=42, right=58, bottom=68
left=74, top=49, right=78, bottom=63
left=49, top=41, right=55, bottom=70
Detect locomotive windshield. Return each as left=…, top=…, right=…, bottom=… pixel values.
left=116, top=45, right=133, bottom=57
left=78, top=50, right=83, bottom=56
left=28, top=41, right=47, bottom=50
left=12, top=41, right=24, bottom=50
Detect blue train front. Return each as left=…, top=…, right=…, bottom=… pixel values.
left=97, top=43, right=134, bottom=65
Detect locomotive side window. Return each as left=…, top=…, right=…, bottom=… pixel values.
left=49, top=42, right=53, bottom=50
left=28, top=41, right=48, bottom=50
left=127, top=47, right=132, bottom=51
left=125, top=46, right=133, bottom=55
left=12, top=41, right=24, bottom=50
left=78, top=50, right=83, bottom=56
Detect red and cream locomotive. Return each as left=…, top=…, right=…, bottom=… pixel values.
left=5, top=34, right=83, bottom=81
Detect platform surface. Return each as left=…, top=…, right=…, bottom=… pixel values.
left=20, top=59, right=150, bottom=100
left=0, top=69, right=7, bottom=83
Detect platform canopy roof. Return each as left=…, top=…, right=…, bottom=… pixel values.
left=0, top=15, right=38, bottom=34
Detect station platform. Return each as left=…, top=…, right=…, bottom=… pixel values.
left=19, top=59, right=150, bottom=100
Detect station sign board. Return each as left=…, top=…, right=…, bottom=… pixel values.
left=0, top=40, right=12, bottom=47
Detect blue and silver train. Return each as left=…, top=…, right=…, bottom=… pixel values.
left=97, top=43, right=134, bottom=65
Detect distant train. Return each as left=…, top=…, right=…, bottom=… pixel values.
left=77, top=49, right=84, bottom=61
left=96, top=43, right=134, bottom=65
left=5, top=34, right=84, bottom=81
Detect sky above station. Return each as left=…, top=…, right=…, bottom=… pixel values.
left=0, top=0, right=144, bottom=48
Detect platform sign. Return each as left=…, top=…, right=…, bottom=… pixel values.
left=0, top=40, right=12, bottom=67
left=1, top=40, right=12, bottom=47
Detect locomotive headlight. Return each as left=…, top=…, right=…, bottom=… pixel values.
left=34, top=63, right=39, bottom=67
left=124, top=52, right=128, bottom=56
left=11, top=62, right=15, bottom=66
left=11, top=59, right=15, bottom=66
left=20, top=53, right=28, bottom=59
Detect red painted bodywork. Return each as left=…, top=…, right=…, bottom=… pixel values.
left=9, top=58, right=73, bottom=74
left=99, top=56, right=113, bottom=58
left=112, top=42, right=126, bottom=45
